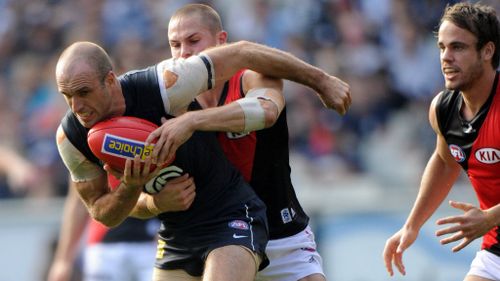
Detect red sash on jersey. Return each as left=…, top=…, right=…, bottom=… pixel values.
left=467, top=79, right=500, bottom=250
left=216, top=70, right=257, bottom=182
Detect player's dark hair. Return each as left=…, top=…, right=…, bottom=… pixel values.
left=440, top=2, right=500, bottom=69
left=171, top=4, right=223, bottom=35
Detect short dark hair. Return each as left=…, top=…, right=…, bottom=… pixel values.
left=440, top=2, right=500, bottom=69
left=171, top=4, right=223, bottom=35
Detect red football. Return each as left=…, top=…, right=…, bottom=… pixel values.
left=87, top=116, right=161, bottom=172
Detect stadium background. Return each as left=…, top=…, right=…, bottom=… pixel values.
left=0, top=0, right=498, bottom=280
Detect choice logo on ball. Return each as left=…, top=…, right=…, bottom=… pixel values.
left=102, top=133, right=154, bottom=160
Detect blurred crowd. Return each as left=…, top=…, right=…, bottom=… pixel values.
left=1, top=0, right=498, bottom=199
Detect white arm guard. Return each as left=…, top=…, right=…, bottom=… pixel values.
left=236, top=87, right=282, bottom=133
left=246, top=87, right=280, bottom=110
left=56, top=126, right=104, bottom=182
left=156, top=54, right=215, bottom=116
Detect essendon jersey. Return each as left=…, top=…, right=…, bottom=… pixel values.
left=216, top=70, right=309, bottom=239
left=436, top=71, right=500, bottom=255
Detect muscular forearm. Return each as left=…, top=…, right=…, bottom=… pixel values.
left=189, top=104, right=246, bottom=132
left=83, top=181, right=143, bottom=227
left=404, top=152, right=461, bottom=231
left=187, top=100, right=280, bottom=134
left=204, top=41, right=327, bottom=93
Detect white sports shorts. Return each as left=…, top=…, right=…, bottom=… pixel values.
left=256, top=225, right=325, bottom=281
left=467, top=250, right=500, bottom=280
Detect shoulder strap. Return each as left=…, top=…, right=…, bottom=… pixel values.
left=435, top=89, right=456, bottom=135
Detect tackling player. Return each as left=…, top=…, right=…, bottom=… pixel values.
left=146, top=4, right=338, bottom=280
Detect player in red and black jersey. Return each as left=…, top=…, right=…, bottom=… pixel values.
left=383, top=3, right=500, bottom=280
left=147, top=4, right=351, bottom=281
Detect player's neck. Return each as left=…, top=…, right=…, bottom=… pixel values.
left=111, top=83, right=126, bottom=117
left=461, top=69, right=496, bottom=119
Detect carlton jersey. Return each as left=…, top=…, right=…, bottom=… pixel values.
left=214, top=70, right=309, bottom=239
left=61, top=61, right=268, bottom=275
left=436, top=71, right=500, bottom=256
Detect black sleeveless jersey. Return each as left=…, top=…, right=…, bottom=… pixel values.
left=435, top=76, right=497, bottom=171
left=214, top=70, right=309, bottom=239
left=436, top=71, right=500, bottom=255
left=61, top=65, right=260, bottom=244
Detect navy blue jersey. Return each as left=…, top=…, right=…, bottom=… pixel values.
left=61, top=62, right=269, bottom=274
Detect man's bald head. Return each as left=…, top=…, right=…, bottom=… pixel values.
left=56, top=41, right=113, bottom=84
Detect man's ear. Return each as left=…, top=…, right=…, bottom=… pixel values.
left=104, top=71, right=116, bottom=86
left=482, top=41, right=495, bottom=62
left=217, top=30, right=228, bottom=45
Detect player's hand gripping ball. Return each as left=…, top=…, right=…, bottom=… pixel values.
left=87, top=116, right=179, bottom=194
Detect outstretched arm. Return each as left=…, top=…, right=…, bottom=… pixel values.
left=203, top=41, right=351, bottom=114
left=158, top=41, right=350, bottom=117
left=383, top=94, right=462, bottom=276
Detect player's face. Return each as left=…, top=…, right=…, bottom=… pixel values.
left=438, top=20, right=484, bottom=92
left=57, top=64, right=113, bottom=128
left=168, top=15, right=224, bottom=59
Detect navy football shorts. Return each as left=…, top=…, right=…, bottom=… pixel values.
left=154, top=196, right=269, bottom=276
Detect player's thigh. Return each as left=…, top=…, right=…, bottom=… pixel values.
left=203, top=245, right=259, bottom=281
left=464, top=275, right=495, bottom=281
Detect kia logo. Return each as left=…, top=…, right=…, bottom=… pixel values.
left=475, top=148, right=500, bottom=164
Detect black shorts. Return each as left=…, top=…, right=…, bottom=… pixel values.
left=154, top=197, right=269, bottom=276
